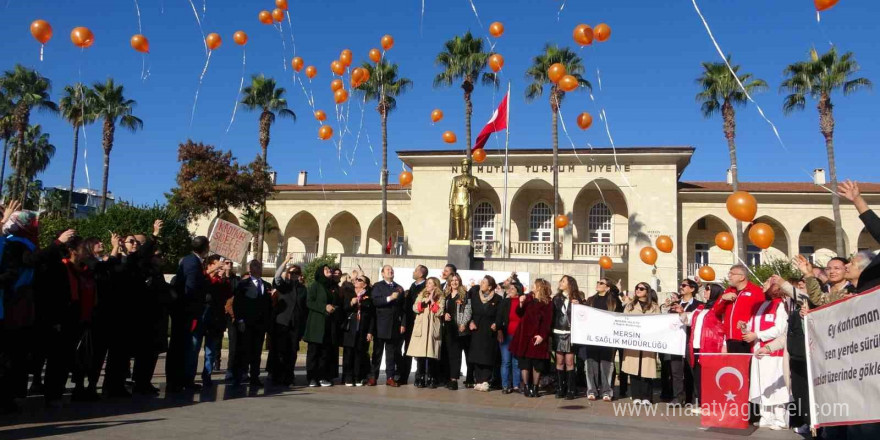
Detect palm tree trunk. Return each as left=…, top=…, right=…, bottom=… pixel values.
left=819, top=96, right=845, bottom=255
left=551, top=93, right=560, bottom=261
left=463, top=81, right=473, bottom=162
left=100, top=117, right=114, bottom=213
left=0, top=138, right=8, bottom=198
left=722, top=102, right=745, bottom=262
left=381, top=108, right=389, bottom=254
left=67, top=125, right=79, bottom=219
left=256, top=111, right=271, bottom=260
left=15, top=116, right=27, bottom=204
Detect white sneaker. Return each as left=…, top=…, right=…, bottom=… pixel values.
left=319, top=380, right=333, bottom=387
left=794, top=424, right=811, bottom=435
left=345, top=382, right=354, bottom=387
left=356, top=381, right=365, bottom=387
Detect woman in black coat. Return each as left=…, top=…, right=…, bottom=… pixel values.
left=442, top=273, right=471, bottom=390
left=467, top=275, right=501, bottom=392
left=341, top=275, right=376, bottom=386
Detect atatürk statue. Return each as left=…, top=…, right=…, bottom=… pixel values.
left=449, top=158, right=479, bottom=241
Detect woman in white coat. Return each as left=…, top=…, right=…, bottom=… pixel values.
left=407, top=277, right=445, bottom=388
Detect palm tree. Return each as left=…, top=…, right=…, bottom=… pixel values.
left=434, top=31, right=498, bottom=158
left=240, top=74, right=295, bottom=259
left=241, top=205, right=280, bottom=262
left=0, top=64, right=58, bottom=203
left=695, top=57, right=768, bottom=261
left=59, top=83, right=95, bottom=218
left=0, top=91, right=15, bottom=197
left=7, top=124, right=55, bottom=208
left=524, top=45, right=591, bottom=260
left=781, top=47, right=872, bottom=256
left=357, top=60, right=412, bottom=253
left=89, top=78, right=143, bottom=213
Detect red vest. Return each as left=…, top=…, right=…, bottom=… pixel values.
left=751, top=298, right=784, bottom=356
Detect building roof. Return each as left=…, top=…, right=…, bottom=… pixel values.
left=680, top=181, right=880, bottom=194
left=273, top=183, right=405, bottom=192
left=396, top=146, right=695, bottom=157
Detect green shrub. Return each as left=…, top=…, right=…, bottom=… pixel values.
left=749, top=258, right=800, bottom=285
left=303, top=254, right=338, bottom=285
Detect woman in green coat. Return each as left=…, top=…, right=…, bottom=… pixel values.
left=304, top=265, right=337, bottom=387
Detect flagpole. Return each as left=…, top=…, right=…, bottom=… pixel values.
left=502, top=82, right=511, bottom=259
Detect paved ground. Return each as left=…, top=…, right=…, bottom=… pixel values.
left=0, top=352, right=803, bottom=440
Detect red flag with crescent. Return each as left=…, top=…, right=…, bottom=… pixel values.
left=472, top=91, right=509, bottom=151
left=700, top=354, right=751, bottom=429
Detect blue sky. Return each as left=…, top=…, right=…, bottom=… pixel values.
left=2, top=0, right=878, bottom=205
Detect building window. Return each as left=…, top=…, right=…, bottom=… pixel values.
left=588, top=202, right=613, bottom=243
left=694, top=243, right=709, bottom=265
left=697, top=218, right=707, bottom=230
left=800, top=245, right=815, bottom=264
left=473, top=202, right=496, bottom=242
left=747, top=245, right=762, bottom=266
left=529, top=202, right=552, bottom=242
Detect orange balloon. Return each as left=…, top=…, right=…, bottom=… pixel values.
left=399, top=171, right=413, bottom=186
left=573, top=24, right=594, bottom=46
left=334, top=88, right=349, bottom=104
left=350, top=67, right=365, bottom=87
left=70, top=27, right=94, bottom=48
left=488, top=54, right=504, bottom=73
left=714, top=231, right=734, bottom=251
left=576, top=112, right=593, bottom=130
left=30, top=20, right=53, bottom=45
left=318, top=125, right=333, bottom=140
left=275, top=0, right=289, bottom=11
left=431, top=109, right=443, bottom=123
left=291, top=57, right=304, bottom=72
left=369, top=48, right=382, bottom=63
left=548, top=63, right=566, bottom=83
left=314, top=110, right=327, bottom=121
left=130, top=34, right=149, bottom=53
left=360, top=68, right=370, bottom=83
left=305, top=65, right=317, bottom=79
left=330, top=79, right=343, bottom=92
left=655, top=235, right=673, bottom=253
left=815, top=0, right=839, bottom=12
left=233, top=31, right=248, bottom=46
left=339, top=49, right=353, bottom=67
left=442, top=131, right=457, bottom=144
left=726, top=190, right=758, bottom=222
left=205, top=33, right=221, bottom=51
left=558, top=75, right=579, bottom=92
left=272, top=8, right=285, bottom=22
left=698, top=266, right=716, bottom=282
left=598, top=256, right=613, bottom=270
left=381, top=34, right=394, bottom=51
left=594, top=23, right=611, bottom=42
left=748, top=223, right=775, bottom=250
left=555, top=215, right=569, bottom=229
left=489, top=21, right=504, bottom=38
left=473, top=148, right=487, bottom=163
left=330, top=60, right=345, bottom=76
left=639, top=247, right=658, bottom=266
left=259, top=10, right=273, bottom=25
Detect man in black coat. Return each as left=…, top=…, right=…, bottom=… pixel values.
left=396, top=265, right=427, bottom=385
left=166, top=236, right=210, bottom=392
left=232, top=260, right=273, bottom=387
left=370, top=265, right=405, bottom=386
left=271, top=260, right=308, bottom=386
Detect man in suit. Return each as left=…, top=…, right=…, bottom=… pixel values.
left=666, top=279, right=704, bottom=404
left=370, top=265, right=405, bottom=386
left=396, top=265, right=427, bottom=385
left=232, top=260, right=273, bottom=387
left=440, top=264, right=456, bottom=289
left=167, top=236, right=210, bottom=392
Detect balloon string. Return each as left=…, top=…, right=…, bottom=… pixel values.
left=134, top=0, right=143, bottom=33
left=294, top=74, right=318, bottom=126
left=191, top=50, right=212, bottom=127
left=348, top=93, right=367, bottom=167
left=420, top=0, right=425, bottom=36
left=186, top=0, right=208, bottom=55
left=39, top=44, right=43, bottom=62
left=285, top=11, right=296, bottom=56
left=275, top=22, right=288, bottom=72
left=318, top=160, right=327, bottom=201
left=556, top=0, right=567, bottom=21
left=78, top=82, right=91, bottom=193
left=202, top=0, right=206, bottom=21
left=226, top=48, right=246, bottom=134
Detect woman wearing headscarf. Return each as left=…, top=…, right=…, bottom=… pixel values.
left=303, top=265, right=338, bottom=387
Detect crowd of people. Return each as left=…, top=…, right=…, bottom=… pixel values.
left=1, top=181, right=879, bottom=440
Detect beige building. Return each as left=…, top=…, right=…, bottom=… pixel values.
left=189, top=147, right=880, bottom=293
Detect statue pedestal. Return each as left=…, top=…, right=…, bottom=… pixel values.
left=447, top=240, right=474, bottom=271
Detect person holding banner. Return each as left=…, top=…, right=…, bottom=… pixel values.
left=442, top=273, right=471, bottom=390
left=552, top=275, right=584, bottom=400
left=743, top=275, right=790, bottom=430
left=583, top=278, right=624, bottom=401
left=622, top=282, right=661, bottom=405
left=468, top=276, right=502, bottom=392
left=510, top=279, right=553, bottom=398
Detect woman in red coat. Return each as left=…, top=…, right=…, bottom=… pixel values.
left=673, top=282, right=725, bottom=405
left=509, top=278, right=553, bottom=397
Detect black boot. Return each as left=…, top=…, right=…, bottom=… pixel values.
left=556, top=371, right=565, bottom=399
left=415, top=373, right=425, bottom=388
left=565, top=371, right=576, bottom=400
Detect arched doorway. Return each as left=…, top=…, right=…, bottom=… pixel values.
left=283, top=211, right=319, bottom=265
left=799, top=217, right=847, bottom=265
left=751, top=216, right=789, bottom=265
left=509, top=179, right=561, bottom=257
left=572, top=178, right=629, bottom=259
left=366, top=212, right=405, bottom=255
left=685, top=215, right=734, bottom=279
left=325, top=211, right=362, bottom=254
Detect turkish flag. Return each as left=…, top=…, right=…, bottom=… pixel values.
left=700, top=354, right=751, bottom=429
left=473, top=91, right=509, bottom=151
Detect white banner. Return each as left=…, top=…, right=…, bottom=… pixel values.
left=805, top=286, right=880, bottom=428
left=392, top=267, right=529, bottom=292
left=570, top=304, right=686, bottom=356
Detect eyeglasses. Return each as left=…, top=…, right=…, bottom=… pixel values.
left=635, top=286, right=647, bottom=291
left=597, top=281, right=606, bottom=285
left=355, top=278, right=365, bottom=282
left=680, top=284, right=690, bottom=288
left=728, top=272, right=744, bottom=278
left=125, top=240, right=139, bottom=245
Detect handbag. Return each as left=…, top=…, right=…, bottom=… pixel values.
left=342, top=312, right=356, bottom=332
